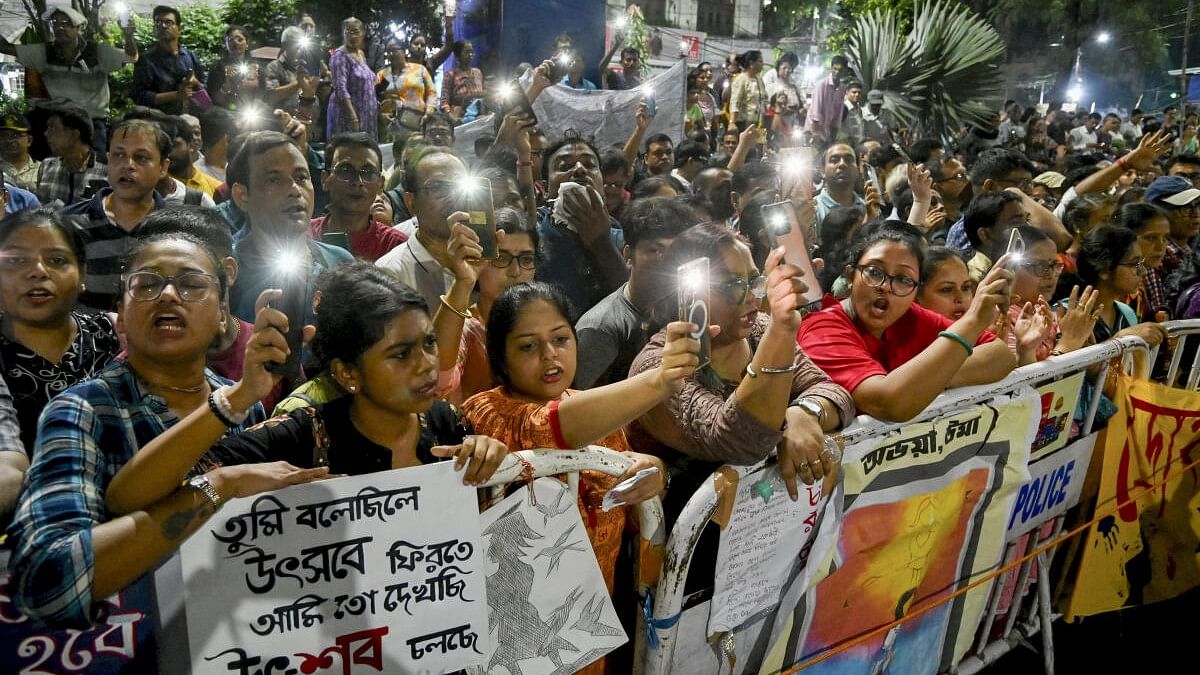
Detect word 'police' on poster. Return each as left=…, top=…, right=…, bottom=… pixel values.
left=180, top=462, right=489, bottom=675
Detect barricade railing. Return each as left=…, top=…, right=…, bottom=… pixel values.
left=1150, top=319, right=1200, bottom=391
left=640, top=335, right=1150, bottom=675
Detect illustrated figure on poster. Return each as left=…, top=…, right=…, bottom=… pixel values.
left=482, top=501, right=580, bottom=672
left=536, top=529, right=588, bottom=574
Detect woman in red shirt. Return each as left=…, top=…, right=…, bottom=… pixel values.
left=799, top=222, right=1017, bottom=422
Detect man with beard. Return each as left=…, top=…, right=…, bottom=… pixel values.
left=692, top=167, right=735, bottom=225
left=228, top=131, right=352, bottom=323
left=62, top=119, right=168, bottom=310
left=310, top=132, right=406, bottom=262
left=535, top=137, right=628, bottom=316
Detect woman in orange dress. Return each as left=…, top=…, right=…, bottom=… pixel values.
left=461, top=281, right=708, bottom=593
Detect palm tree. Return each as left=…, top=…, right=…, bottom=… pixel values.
left=845, top=0, right=1005, bottom=139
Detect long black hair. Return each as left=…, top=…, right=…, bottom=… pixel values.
left=485, top=282, right=575, bottom=388
left=311, top=262, right=428, bottom=371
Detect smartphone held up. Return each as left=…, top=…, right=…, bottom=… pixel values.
left=459, top=176, right=498, bottom=260
left=677, top=257, right=712, bottom=370
left=761, top=200, right=822, bottom=308
left=267, top=246, right=308, bottom=381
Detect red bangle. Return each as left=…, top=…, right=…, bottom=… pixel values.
left=1116, top=156, right=1129, bottom=170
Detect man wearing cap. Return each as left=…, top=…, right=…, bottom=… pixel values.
left=859, top=89, right=899, bottom=145
left=7, top=5, right=138, bottom=156
left=35, top=102, right=108, bottom=207
left=1030, top=171, right=1066, bottom=211
left=1147, top=175, right=1200, bottom=286
left=0, top=114, right=39, bottom=192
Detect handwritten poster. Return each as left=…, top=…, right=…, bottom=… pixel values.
left=181, top=462, right=489, bottom=675
left=709, top=466, right=826, bottom=634
left=468, top=477, right=626, bottom=675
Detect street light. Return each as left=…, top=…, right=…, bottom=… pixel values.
left=1096, top=31, right=1111, bottom=44
left=1067, top=83, right=1084, bottom=102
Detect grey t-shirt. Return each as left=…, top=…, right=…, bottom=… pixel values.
left=574, top=284, right=653, bottom=389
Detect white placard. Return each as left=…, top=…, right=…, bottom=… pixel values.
left=708, top=466, right=826, bottom=634
left=181, top=462, right=489, bottom=674
left=468, top=477, right=626, bottom=675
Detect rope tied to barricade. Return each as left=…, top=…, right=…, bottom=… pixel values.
left=780, top=450, right=1200, bottom=673
left=642, top=589, right=683, bottom=650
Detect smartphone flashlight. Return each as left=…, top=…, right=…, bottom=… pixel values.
left=556, top=51, right=573, bottom=69
left=299, top=35, right=313, bottom=50
left=268, top=247, right=308, bottom=381
left=239, top=106, right=261, bottom=126
left=114, top=1, right=130, bottom=27
left=677, top=257, right=712, bottom=370
left=497, top=82, right=515, bottom=101
left=1006, top=227, right=1026, bottom=262
left=238, top=63, right=250, bottom=77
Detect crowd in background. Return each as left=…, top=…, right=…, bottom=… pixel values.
left=0, top=4, right=1197, bottom=672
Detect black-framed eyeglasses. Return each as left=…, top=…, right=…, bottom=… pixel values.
left=934, top=171, right=967, bottom=183
left=332, top=164, right=382, bottom=184
left=1018, top=259, right=1065, bottom=278
left=154, top=19, right=178, bottom=27
left=123, top=271, right=218, bottom=302
left=1117, top=258, right=1147, bottom=273
left=854, top=264, right=918, bottom=297
left=716, top=275, right=767, bottom=304
left=489, top=252, right=536, bottom=270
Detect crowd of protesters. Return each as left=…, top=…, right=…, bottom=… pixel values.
left=0, top=3, right=1196, bottom=672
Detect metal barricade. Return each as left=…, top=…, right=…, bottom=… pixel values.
left=641, top=336, right=1150, bottom=675
left=1150, top=319, right=1200, bottom=391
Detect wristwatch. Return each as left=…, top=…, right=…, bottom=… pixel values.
left=794, top=397, right=826, bottom=426
left=187, top=474, right=223, bottom=511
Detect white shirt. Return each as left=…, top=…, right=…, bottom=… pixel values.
left=1068, top=126, right=1097, bottom=151
left=670, top=169, right=693, bottom=192
left=375, top=229, right=456, bottom=311
left=1121, top=120, right=1144, bottom=143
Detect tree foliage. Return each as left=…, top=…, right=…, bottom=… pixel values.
left=223, top=0, right=301, bottom=49
left=301, top=0, right=441, bottom=50
left=845, top=0, right=1004, bottom=137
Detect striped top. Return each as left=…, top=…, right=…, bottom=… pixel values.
left=61, top=187, right=166, bottom=311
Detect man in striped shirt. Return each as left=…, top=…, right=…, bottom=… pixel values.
left=62, top=118, right=168, bottom=310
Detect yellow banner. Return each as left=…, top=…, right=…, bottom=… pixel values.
left=1063, top=375, right=1200, bottom=619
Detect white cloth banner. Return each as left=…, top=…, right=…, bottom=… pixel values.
left=180, top=463, right=489, bottom=674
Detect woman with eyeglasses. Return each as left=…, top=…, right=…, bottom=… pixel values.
left=445, top=207, right=538, bottom=403
left=327, top=17, right=379, bottom=139
left=1075, top=224, right=1168, bottom=347
left=627, top=222, right=854, bottom=519
left=799, top=221, right=1016, bottom=422
left=0, top=208, right=119, bottom=455
left=6, top=232, right=329, bottom=634
left=986, top=224, right=1100, bottom=365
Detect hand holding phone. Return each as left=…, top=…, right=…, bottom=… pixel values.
left=459, top=176, right=497, bottom=259
left=677, top=257, right=712, bottom=370
left=266, top=247, right=309, bottom=381
left=761, top=201, right=822, bottom=307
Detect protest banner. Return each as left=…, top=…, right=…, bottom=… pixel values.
left=1063, top=375, right=1200, bottom=619
left=1031, top=371, right=1085, bottom=461
left=0, top=548, right=157, bottom=674
left=468, top=477, right=626, bottom=675
left=709, top=467, right=826, bottom=634
left=748, top=390, right=1037, bottom=674
left=181, top=462, right=489, bottom=674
